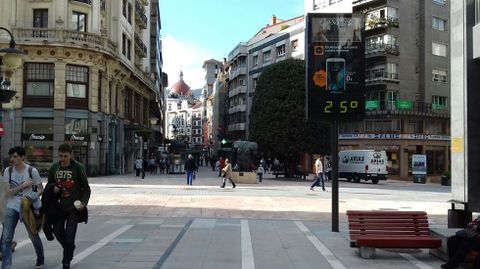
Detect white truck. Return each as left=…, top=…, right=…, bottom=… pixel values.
left=338, top=150, right=388, bottom=184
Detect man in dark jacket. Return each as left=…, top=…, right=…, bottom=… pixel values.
left=184, top=154, right=197, bottom=185
left=47, top=144, right=91, bottom=269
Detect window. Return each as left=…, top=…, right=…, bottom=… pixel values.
left=432, top=95, right=448, bottom=108
left=24, top=118, right=53, bottom=134
left=291, top=39, right=299, bottom=51
left=122, top=34, right=126, bottom=55
left=127, top=39, right=131, bottom=60
left=364, top=119, right=400, bottom=132
left=253, top=55, right=258, bottom=66
left=477, top=0, right=480, bottom=24
left=66, top=65, right=88, bottom=98
left=25, top=63, right=55, bottom=96
left=263, top=51, right=271, bottom=63
left=122, top=0, right=127, bottom=17
left=276, top=44, right=286, bottom=57
left=432, top=42, right=447, bottom=57
left=253, top=78, right=258, bottom=89
left=432, top=69, right=448, bottom=83
left=127, top=2, right=132, bottom=24
left=33, top=9, right=48, bottom=28
left=72, top=11, right=87, bottom=32
left=432, top=0, right=446, bottom=6
left=432, top=17, right=447, bottom=31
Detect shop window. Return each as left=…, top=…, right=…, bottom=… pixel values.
left=23, top=118, right=53, bottom=134
left=25, top=63, right=55, bottom=97
left=65, top=118, right=88, bottom=135
left=24, top=143, right=53, bottom=176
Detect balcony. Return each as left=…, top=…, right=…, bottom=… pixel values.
left=365, top=100, right=449, bottom=118
left=134, top=33, right=147, bottom=57
left=365, top=71, right=399, bottom=86
left=135, top=1, right=148, bottom=29
left=228, top=104, right=247, bottom=114
left=366, top=16, right=399, bottom=32
left=228, top=85, right=247, bottom=98
left=13, top=28, right=117, bottom=55
left=71, top=0, right=92, bottom=4
left=365, top=44, right=399, bottom=58
left=229, top=65, right=247, bottom=80
left=227, top=123, right=246, bottom=132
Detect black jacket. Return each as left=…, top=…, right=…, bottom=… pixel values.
left=184, top=159, right=197, bottom=172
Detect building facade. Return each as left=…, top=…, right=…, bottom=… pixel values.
left=336, top=0, right=451, bottom=179
left=202, top=59, right=223, bottom=153
left=226, top=15, right=305, bottom=140
left=0, top=0, right=164, bottom=176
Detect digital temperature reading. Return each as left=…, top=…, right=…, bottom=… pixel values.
left=306, top=13, right=365, bottom=121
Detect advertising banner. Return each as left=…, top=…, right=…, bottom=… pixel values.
left=306, top=13, right=365, bottom=121
left=412, top=154, right=427, bottom=175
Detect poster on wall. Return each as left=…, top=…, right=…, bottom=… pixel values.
left=412, top=154, right=427, bottom=175
left=306, top=13, right=365, bottom=121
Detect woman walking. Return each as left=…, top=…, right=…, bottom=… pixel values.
left=220, top=159, right=236, bottom=188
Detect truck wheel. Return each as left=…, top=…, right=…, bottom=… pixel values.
left=354, top=175, right=361, bottom=183
left=372, top=179, right=379, bottom=184
left=347, top=177, right=352, bottom=182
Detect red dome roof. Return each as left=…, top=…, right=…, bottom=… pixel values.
left=170, top=71, right=192, bottom=97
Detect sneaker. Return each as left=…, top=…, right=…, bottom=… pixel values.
left=11, top=241, right=17, bottom=252
left=310, top=187, right=314, bottom=191
left=62, top=263, right=70, bottom=269
left=35, top=261, right=44, bottom=269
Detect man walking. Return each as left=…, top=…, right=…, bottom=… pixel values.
left=134, top=156, right=142, bottom=177
left=1, top=146, right=44, bottom=269
left=184, top=154, right=197, bottom=185
left=310, top=156, right=326, bottom=191
left=47, top=144, right=91, bottom=269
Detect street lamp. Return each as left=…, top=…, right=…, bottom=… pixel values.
left=0, top=27, right=26, bottom=103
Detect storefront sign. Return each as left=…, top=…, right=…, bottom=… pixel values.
left=65, top=134, right=89, bottom=142
left=339, top=133, right=450, bottom=141
left=22, top=133, right=53, bottom=141
left=396, top=100, right=413, bottom=109
left=365, top=100, right=379, bottom=110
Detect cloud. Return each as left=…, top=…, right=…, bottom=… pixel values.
left=162, top=35, right=216, bottom=90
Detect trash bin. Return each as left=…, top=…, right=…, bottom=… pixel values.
left=448, top=209, right=472, bottom=228
left=413, top=175, right=426, bottom=184
left=441, top=175, right=450, bottom=186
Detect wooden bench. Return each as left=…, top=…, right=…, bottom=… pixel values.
left=347, top=210, right=442, bottom=258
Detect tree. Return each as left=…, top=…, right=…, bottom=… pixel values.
left=249, top=59, right=330, bottom=174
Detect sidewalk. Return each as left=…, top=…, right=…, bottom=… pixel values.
left=6, top=166, right=449, bottom=268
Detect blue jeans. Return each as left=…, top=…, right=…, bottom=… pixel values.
left=310, top=174, right=325, bottom=189
left=52, top=209, right=79, bottom=265
left=186, top=171, right=193, bottom=185
left=1, top=208, right=44, bottom=269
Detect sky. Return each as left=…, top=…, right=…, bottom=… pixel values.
left=159, top=0, right=304, bottom=90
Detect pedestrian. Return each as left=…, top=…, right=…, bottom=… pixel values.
left=256, top=164, right=265, bottom=182
left=184, top=154, right=197, bottom=186
left=1, top=146, right=44, bottom=269
left=46, top=143, right=91, bottom=269
left=142, top=157, right=148, bottom=179
left=325, top=157, right=332, bottom=182
left=218, top=157, right=225, bottom=177
left=134, top=156, right=142, bottom=177
left=148, top=156, right=156, bottom=174
left=310, top=156, right=326, bottom=191
left=220, top=159, right=236, bottom=188
left=273, top=158, right=280, bottom=173
left=441, top=216, right=480, bottom=269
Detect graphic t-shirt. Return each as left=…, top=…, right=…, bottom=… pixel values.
left=2, top=165, right=42, bottom=212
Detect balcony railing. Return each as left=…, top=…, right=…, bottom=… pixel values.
left=135, top=1, right=148, bottom=29
left=134, top=33, right=147, bottom=57
left=366, top=16, right=399, bottom=30
left=366, top=100, right=449, bottom=118
left=365, top=71, right=399, bottom=85
left=365, top=43, right=399, bottom=57
left=13, top=28, right=117, bottom=55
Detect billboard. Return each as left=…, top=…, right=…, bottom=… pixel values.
left=306, top=13, right=365, bottom=121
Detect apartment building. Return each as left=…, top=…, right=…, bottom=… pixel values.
left=0, top=0, right=164, bottom=176
left=202, top=59, right=224, bottom=153
left=226, top=15, right=305, bottom=140
left=334, top=0, right=450, bottom=179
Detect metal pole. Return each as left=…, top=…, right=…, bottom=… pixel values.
left=332, top=120, right=339, bottom=232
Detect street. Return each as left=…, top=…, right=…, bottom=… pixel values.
left=7, top=167, right=450, bottom=268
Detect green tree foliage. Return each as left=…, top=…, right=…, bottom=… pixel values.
left=249, top=59, right=330, bottom=163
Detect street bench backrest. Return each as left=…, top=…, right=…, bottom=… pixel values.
left=347, top=210, right=431, bottom=241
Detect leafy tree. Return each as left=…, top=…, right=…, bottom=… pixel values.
left=249, top=59, right=330, bottom=174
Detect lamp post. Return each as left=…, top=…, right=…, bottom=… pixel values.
left=0, top=27, right=26, bottom=102
left=0, top=27, right=26, bottom=173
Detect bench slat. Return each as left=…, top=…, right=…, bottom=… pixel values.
left=350, top=231, right=431, bottom=236
left=355, top=236, right=441, bottom=248
left=347, top=210, right=428, bottom=216
left=349, top=222, right=429, bottom=227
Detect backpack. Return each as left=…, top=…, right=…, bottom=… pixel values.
left=9, top=165, right=44, bottom=234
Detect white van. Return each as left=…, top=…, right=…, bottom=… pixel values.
left=338, top=150, right=388, bottom=184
